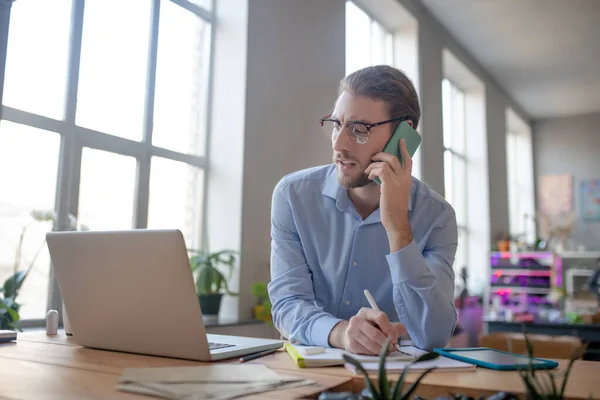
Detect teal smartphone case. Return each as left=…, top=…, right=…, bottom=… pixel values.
left=372, top=121, right=422, bottom=185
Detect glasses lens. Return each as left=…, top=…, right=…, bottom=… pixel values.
left=321, top=120, right=339, bottom=139
left=349, top=123, right=369, bottom=144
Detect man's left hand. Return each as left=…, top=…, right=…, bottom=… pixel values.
left=365, top=138, right=413, bottom=253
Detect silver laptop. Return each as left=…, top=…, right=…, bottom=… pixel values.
left=46, top=229, right=283, bottom=361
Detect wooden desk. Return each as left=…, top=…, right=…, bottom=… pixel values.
left=0, top=330, right=351, bottom=399
left=2, top=331, right=599, bottom=399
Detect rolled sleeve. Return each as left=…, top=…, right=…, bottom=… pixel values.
left=385, top=240, right=428, bottom=283
left=385, top=208, right=459, bottom=350
left=309, top=315, right=343, bottom=347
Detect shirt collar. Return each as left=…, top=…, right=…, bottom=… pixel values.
left=321, top=165, right=413, bottom=212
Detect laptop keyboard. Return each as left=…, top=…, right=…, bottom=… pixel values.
left=208, top=341, right=236, bottom=351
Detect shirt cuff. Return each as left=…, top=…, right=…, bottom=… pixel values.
left=386, top=239, right=427, bottom=283
left=310, top=315, right=343, bottom=348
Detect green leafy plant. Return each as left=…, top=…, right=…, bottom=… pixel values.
left=517, top=334, right=585, bottom=400
left=342, top=338, right=436, bottom=400
left=189, top=249, right=238, bottom=296
left=0, top=210, right=84, bottom=331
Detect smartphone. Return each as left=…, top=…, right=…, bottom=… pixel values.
left=372, top=121, right=422, bottom=186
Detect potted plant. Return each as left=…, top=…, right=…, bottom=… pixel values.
left=1, top=209, right=83, bottom=331
left=251, top=282, right=272, bottom=324
left=318, top=334, right=584, bottom=400
left=494, top=233, right=512, bottom=252
left=189, top=249, right=238, bottom=319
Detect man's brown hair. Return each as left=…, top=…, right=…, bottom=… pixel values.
left=339, top=65, right=421, bottom=129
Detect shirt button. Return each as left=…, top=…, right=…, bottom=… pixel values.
left=352, top=261, right=358, bottom=266
left=345, top=300, right=350, bottom=305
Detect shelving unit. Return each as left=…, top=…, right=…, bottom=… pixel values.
left=484, top=251, right=560, bottom=325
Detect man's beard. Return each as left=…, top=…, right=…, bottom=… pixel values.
left=333, top=153, right=372, bottom=189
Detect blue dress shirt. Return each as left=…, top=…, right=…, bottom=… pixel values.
left=268, top=164, right=458, bottom=350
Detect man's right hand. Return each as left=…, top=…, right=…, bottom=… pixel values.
left=329, top=308, right=403, bottom=355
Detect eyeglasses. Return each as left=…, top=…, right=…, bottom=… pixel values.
left=319, top=114, right=411, bottom=144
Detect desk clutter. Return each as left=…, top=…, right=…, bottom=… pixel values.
left=117, top=364, right=313, bottom=400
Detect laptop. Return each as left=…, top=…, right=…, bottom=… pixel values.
left=46, top=229, right=283, bottom=361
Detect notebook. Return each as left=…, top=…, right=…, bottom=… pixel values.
left=344, top=346, right=476, bottom=374
left=284, top=343, right=416, bottom=368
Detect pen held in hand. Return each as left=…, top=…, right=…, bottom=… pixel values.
left=363, top=289, right=381, bottom=312
left=238, top=348, right=278, bottom=363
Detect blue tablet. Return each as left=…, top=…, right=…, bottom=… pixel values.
left=432, top=347, right=559, bottom=371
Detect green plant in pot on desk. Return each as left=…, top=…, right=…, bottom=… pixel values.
left=190, top=249, right=238, bottom=319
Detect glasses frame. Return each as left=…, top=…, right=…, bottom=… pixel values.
left=319, top=114, right=412, bottom=144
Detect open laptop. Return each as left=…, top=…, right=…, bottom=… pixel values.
left=46, top=229, right=283, bottom=361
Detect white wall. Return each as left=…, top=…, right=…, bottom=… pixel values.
left=533, top=112, right=600, bottom=250
left=209, top=0, right=346, bottom=320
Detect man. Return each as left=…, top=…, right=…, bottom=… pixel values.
left=268, top=65, right=458, bottom=354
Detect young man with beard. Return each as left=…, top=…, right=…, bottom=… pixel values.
left=268, top=65, right=458, bottom=354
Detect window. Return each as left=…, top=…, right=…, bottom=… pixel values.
left=0, top=0, right=213, bottom=323
left=506, top=121, right=535, bottom=245
left=345, top=1, right=393, bottom=75
left=442, top=79, right=468, bottom=276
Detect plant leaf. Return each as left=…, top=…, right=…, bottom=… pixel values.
left=0, top=301, right=19, bottom=324
left=402, top=367, right=436, bottom=400
left=548, top=371, right=557, bottom=397
left=378, top=338, right=391, bottom=399
left=560, top=355, right=578, bottom=396
left=392, top=363, right=411, bottom=400
left=343, top=354, right=379, bottom=399
left=3, top=271, right=27, bottom=299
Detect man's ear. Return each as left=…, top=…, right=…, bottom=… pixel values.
left=407, top=120, right=414, bottom=128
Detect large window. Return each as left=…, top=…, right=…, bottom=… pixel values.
left=0, top=0, right=213, bottom=323
left=442, top=79, right=468, bottom=277
left=345, top=1, right=393, bottom=75
left=506, top=122, right=536, bottom=245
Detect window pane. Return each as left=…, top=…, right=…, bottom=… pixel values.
left=345, top=1, right=371, bottom=75
left=444, top=151, right=467, bottom=227
left=76, top=0, right=151, bottom=140
left=3, top=0, right=72, bottom=119
left=442, top=79, right=453, bottom=149
left=189, top=0, right=212, bottom=11
left=370, top=20, right=387, bottom=65
left=451, top=84, right=466, bottom=154
left=455, top=227, right=468, bottom=276
left=453, top=155, right=467, bottom=227
left=148, top=157, right=203, bottom=250
left=0, top=121, right=60, bottom=320
left=443, top=150, right=453, bottom=205
left=77, top=148, right=136, bottom=230
left=152, top=0, right=211, bottom=156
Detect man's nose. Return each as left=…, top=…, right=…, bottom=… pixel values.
left=332, top=127, right=354, bottom=153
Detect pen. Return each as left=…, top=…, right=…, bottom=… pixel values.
left=363, top=289, right=411, bottom=356
left=363, top=289, right=381, bottom=312
left=238, top=348, right=277, bottom=363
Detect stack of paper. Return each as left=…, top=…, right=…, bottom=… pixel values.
left=344, top=346, right=476, bottom=374
left=285, top=343, right=416, bottom=368
left=117, top=364, right=314, bottom=400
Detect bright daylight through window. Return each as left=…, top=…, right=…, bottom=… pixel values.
left=0, top=0, right=213, bottom=323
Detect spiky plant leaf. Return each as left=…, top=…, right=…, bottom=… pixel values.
left=391, top=363, right=410, bottom=400
left=378, top=338, right=391, bottom=399
left=401, top=367, right=436, bottom=400
left=343, top=354, right=380, bottom=399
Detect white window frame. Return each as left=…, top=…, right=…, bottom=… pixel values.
left=0, top=0, right=215, bottom=327
left=442, top=78, right=469, bottom=279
